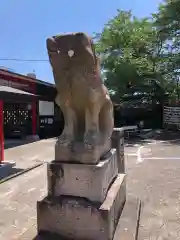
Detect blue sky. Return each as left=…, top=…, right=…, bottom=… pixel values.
left=0, top=0, right=163, bottom=83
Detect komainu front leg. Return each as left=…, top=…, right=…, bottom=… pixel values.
left=55, top=97, right=77, bottom=161
left=84, top=104, right=100, bottom=148
left=59, top=108, right=76, bottom=147
left=56, top=97, right=76, bottom=147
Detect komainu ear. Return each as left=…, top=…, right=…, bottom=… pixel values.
left=46, top=37, right=57, bottom=53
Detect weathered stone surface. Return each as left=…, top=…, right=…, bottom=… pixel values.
left=47, top=32, right=114, bottom=164
left=37, top=174, right=126, bottom=240
left=111, top=128, right=125, bottom=173
left=54, top=141, right=72, bottom=162
left=55, top=138, right=111, bottom=164
left=48, top=149, right=118, bottom=203
left=19, top=198, right=140, bottom=240
left=113, top=198, right=141, bottom=240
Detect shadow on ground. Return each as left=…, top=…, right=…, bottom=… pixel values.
left=0, top=166, right=24, bottom=181
left=124, top=129, right=180, bottom=147
left=153, top=130, right=180, bottom=142
left=4, top=139, right=36, bottom=150
left=124, top=137, right=151, bottom=147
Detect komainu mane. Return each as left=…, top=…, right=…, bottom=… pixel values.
left=47, top=32, right=114, bottom=164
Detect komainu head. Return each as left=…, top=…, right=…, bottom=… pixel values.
left=46, top=32, right=97, bottom=72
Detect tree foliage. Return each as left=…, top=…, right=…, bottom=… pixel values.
left=155, top=0, right=180, bottom=102
left=95, top=2, right=180, bottom=103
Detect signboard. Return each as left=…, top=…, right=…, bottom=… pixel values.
left=0, top=78, right=30, bottom=91
left=39, top=101, right=54, bottom=116
left=163, top=106, right=180, bottom=125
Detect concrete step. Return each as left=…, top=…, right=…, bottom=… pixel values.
left=113, top=197, right=141, bottom=240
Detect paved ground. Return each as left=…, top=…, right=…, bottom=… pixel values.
left=0, top=165, right=46, bottom=240
left=126, top=139, right=180, bottom=240
left=1, top=136, right=180, bottom=239
left=4, top=138, right=56, bottom=170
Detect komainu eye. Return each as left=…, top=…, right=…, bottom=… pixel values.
left=68, top=49, right=74, bottom=58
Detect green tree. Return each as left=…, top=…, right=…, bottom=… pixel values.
left=155, top=0, right=180, bottom=101
left=95, top=10, right=166, bottom=101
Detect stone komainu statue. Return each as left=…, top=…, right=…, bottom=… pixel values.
left=47, top=32, right=114, bottom=164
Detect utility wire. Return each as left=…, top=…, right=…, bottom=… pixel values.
left=0, top=58, right=49, bottom=62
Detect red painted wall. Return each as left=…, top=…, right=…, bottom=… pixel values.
left=0, top=71, right=37, bottom=136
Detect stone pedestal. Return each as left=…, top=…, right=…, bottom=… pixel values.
left=111, top=128, right=125, bottom=173
left=48, top=149, right=118, bottom=202
left=37, top=174, right=126, bottom=240
left=37, top=129, right=126, bottom=240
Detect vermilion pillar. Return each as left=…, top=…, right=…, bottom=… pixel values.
left=32, top=82, right=37, bottom=135
left=0, top=100, right=4, bottom=162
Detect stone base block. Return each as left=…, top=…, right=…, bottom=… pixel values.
left=37, top=174, right=126, bottom=240
left=55, top=138, right=111, bottom=164
left=19, top=197, right=141, bottom=240
left=54, top=139, right=73, bottom=162
left=48, top=149, right=118, bottom=203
